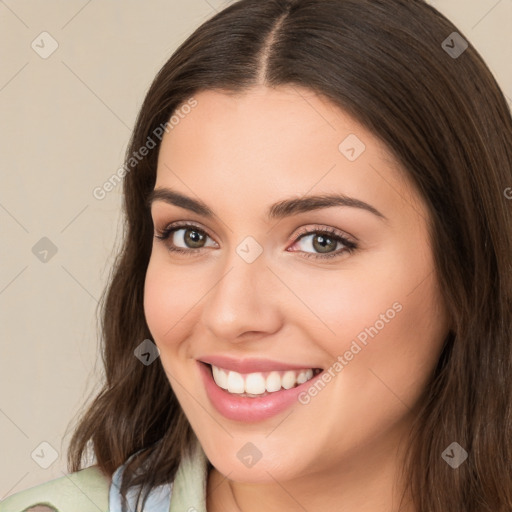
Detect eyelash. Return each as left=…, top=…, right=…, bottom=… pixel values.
left=154, top=221, right=358, bottom=260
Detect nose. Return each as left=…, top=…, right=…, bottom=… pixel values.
left=199, top=248, right=283, bottom=342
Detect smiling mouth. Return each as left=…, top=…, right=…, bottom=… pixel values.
left=204, top=363, right=323, bottom=397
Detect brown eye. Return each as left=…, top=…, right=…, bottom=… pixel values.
left=154, top=223, right=217, bottom=254
left=180, top=228, right=207, bottom=248
left=311, top=233, right=338, bottom=254
left=288, top=226, right=358, bottom=260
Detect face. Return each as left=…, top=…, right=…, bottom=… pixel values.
left=144, top=85, right=451, bottom=484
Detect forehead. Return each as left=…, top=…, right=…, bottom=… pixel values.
left=161, top=85, right=374, bottom=161
left=154, top=86, right=424, bottom=221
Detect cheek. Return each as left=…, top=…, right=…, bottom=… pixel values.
left=143, top=257, right=203, bottom=393
left=321, top=270, right=447, bottom=407
left=296, top=273, right=447, bottom=455
left=143, top=254, right=198, bottom=354
left=280, top=251, right=409, bottom=349
left=296, top=241, right=447, bottom=386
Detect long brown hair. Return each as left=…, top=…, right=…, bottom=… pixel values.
left=67, top=1, right=512, bottom=510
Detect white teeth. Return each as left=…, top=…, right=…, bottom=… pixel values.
left=281, top=371, right=296, bottom=389
left=227, top=371, right=245, bottom=393
left=211, top=365, right=228, bottom=389
left=297, top=369, right=313, bottom=384
left=245, top=373, right=266, bottom=394
left=266, top=371, right=282, bottom=392
left=210, top=364, right=319, bottom=396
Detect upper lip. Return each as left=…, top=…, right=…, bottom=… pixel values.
left=198, top=355, right=322, bottom=374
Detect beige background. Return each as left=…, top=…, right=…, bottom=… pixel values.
left=0, top=0, right=511, bottom=499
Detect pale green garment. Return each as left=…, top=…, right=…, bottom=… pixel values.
left=169, top=439, right=208, bottom=512
left=0, top=438, right=209, bottom=512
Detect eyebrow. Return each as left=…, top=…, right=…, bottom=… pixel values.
left=146, top=187, right=387, bottom=222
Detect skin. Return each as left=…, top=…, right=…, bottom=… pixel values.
left=143, top=85, right=451, bottom=512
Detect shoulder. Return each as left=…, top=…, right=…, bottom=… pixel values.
left=0, top=466, right=110, bottom=512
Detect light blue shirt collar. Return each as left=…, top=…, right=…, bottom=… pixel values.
left=109, top=438, right=209, bottom=512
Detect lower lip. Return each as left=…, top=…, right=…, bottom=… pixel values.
left=198, top=361, right=323, bottom=422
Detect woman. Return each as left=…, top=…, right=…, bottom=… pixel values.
left=3, top=0, right=511, bottom=511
